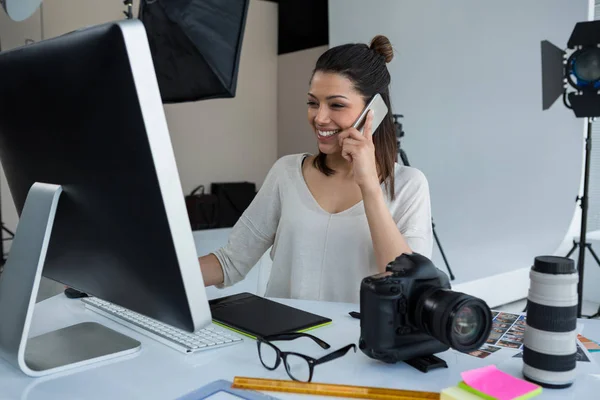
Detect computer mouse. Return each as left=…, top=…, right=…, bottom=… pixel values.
left=64, top=287, right=88, bottom=299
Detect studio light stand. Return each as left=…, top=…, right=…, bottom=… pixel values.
left=572, top=117, right=600, bottom=319
left=542, top=20, right=600, bottom=318
left=393, top=114, right=455, bottom=280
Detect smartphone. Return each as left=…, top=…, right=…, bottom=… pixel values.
left=352, top=93, right=388, bottom=135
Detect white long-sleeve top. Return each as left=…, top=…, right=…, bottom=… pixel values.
left=212, top=153, right=433, bottom=304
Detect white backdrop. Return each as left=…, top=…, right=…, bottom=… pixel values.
left=329, top=0, right=590, bottom=305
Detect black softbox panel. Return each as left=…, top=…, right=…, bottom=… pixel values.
left=139, top=0, right=249, bottom=104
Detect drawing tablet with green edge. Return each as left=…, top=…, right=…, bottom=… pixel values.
left=208, top=292, right=332, bottom=339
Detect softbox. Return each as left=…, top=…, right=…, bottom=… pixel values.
left=138, top=0, right=249, bottom=104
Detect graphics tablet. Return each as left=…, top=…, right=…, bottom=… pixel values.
left=208, top=292, right=332, bottom=339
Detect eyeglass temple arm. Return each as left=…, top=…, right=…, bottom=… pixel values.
left=262, top=332, right=330, bottom=349
left=314, top=343, right=357, bottom=365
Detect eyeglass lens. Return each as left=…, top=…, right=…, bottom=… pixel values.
left=258, top=341, right=278, bottom=369
left=283, top=354, right=310, bottom=382
left=259, top=341, right=312, bottom=382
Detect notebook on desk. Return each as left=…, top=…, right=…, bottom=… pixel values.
left=208, top=292, right=332, bottom=339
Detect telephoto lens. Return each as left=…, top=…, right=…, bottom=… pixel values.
left=522, top=256, right=579, bottom=388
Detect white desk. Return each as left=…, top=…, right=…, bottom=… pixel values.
left=1, top=295, right=599, bottom=400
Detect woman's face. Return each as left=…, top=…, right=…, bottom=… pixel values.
left=307, top=71, right=365, bottom=155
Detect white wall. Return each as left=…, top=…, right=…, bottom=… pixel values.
left=164, top=1, right=278, bottom=196
left=329, top=0, right=591, bottom=306
left=277, top=45, right=328, bottom=157
left=0, top=0, right=278, bottom=240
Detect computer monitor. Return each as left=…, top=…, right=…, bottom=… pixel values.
left=0, top=20, right=212, bottom=376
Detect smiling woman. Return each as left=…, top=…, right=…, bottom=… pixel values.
left=198, top=35, right=434, bottom=304
left=307, top=35, right=397, bottom=195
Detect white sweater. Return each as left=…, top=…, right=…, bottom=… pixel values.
left=212, top=153, right=433, bottom=304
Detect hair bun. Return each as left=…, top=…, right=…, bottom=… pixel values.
left=369, top=35, right=393, bottom=63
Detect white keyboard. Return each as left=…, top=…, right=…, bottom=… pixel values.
left=81, top=296, right=243, bottom=354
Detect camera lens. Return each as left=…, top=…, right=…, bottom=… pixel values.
left=415, top=288, right=492, bottom=353
left=453, top=305, right=481, bottom=342
left=522, top=256, right=578, bottom=388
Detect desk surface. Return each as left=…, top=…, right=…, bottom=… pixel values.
left=1, top=295, right=599, bottom=400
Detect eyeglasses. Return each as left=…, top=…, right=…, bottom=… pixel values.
left=256, top=332, right=356, bottom=382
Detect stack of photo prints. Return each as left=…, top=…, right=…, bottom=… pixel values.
left=467, top=311, right=591, bottom=362
left=467, top=311, right=525, bottom=359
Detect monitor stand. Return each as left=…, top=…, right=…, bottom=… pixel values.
left=0, top=182, right=141, bottom=377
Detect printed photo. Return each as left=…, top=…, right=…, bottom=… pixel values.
left=486, top=331, right=503, bottom=344
left=503, top=334, right=524, bottom=344
left=506, top=329, right=524, bottom=338
left=496, top=315, right=518, bottom=324
left=468, top=349, right=493, bottom=359
left=576, top=345, right=590, bottom=362
left=480, top=345, right=501, bottom=353
left=578, top=334, right=600, bottom=353
left=497, top=339, right=520, bottom=349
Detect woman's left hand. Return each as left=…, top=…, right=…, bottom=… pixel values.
left=338, top=110, right=379, bottom=191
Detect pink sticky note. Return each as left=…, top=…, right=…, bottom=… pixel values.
left=462, top=364, right=496, bottom=383
left=461, top=365, right=540, bottom=400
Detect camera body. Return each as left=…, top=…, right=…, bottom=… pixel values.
left=358, top=253, right=491, bottom=364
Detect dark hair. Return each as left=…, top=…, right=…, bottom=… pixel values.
left=309, top=35, right=398, bottom=199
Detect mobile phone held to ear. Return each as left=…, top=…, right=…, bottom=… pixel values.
left=352, top=93, right=388, bottom=135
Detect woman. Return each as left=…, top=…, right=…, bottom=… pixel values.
left=199, top=35, right=433, bottom=303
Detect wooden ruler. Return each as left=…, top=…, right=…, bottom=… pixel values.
left=232, top=377, right=440, bottom=399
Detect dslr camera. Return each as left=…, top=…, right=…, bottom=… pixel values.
left=358, top=253, right=492, bottom=363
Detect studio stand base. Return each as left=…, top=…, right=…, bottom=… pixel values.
left=566, top=240, right=600, bottom=270
left=567, top=240, right=600, bottom=319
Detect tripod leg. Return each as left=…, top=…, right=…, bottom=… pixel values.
left=587, top=310, right=600, bottom=319
left=586, top=300, right=600, bottom=319
left=566, top=240, right=578, bottom=258
left=432, top=220, right=455, bottom=280
left=582, top=245, right=600, bottom=319
left=586, top=244, right=600, bottom=267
